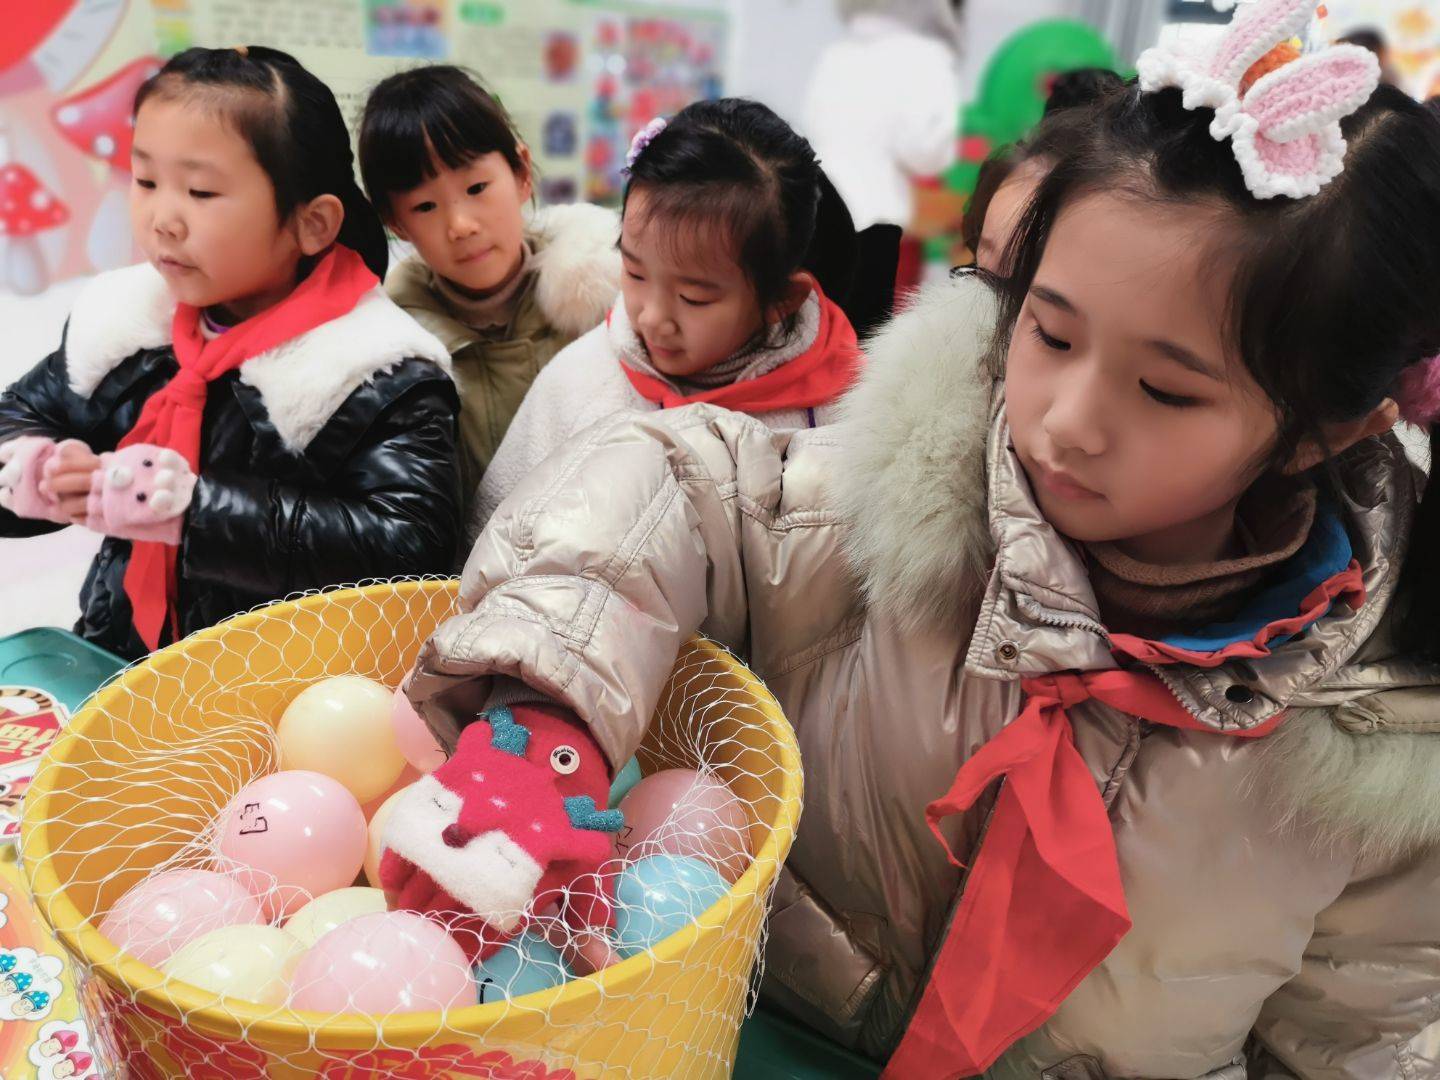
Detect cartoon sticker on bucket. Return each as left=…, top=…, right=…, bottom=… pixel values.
left=0, top=948, right=64, bottom=1021
left=0, top=687, right=65, bottom=843
left=28, top=1019, right=95, bottom=1079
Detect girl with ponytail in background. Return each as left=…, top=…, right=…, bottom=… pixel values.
left=476, top=97, right=864, bottom=524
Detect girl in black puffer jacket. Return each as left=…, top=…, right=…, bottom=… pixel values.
left=0, top=47, right=460, bottom=660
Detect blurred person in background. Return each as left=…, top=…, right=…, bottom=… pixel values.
left=803, top=0, right=965, bottom=293
left=962, top=68, right=1123, bottom=273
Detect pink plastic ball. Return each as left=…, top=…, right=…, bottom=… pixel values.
left=216, top=770, right=367, bottom=920
left=616, top=769, right=752, bottom=884
left=290, top=911, right=474, bottom=1015
left=97, top=868, right=263, bottom=969
left=391, top=687, right=446, bottom=774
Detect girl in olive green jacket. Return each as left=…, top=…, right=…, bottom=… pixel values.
left=360, top=66, right=619, bottom=495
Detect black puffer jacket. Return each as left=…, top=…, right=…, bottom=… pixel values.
left=0, top=263, right=461, bottom=660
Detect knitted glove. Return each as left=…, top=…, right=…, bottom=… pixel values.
left=0, top=436, right=68, bottom=523
left=379, top=703, right=621, bottom=963
left=84, top=445, right=196, bottom=545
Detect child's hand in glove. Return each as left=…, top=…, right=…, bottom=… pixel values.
left=378, top=703, right=622, bottom=963
left=0, top=436, right=95, bottom=524
left=84, top=444, right=196, bottom=544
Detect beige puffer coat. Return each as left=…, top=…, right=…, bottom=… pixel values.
left=410, top=275, right=1440, bottom=1078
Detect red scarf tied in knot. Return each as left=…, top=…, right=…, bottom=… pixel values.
left=120, top=245, right=378, bottom=650
left=882, top=667, right=1287, bottom=1078
left=619, top=284, right=861, bottom=412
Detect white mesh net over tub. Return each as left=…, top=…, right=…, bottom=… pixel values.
left=20, top=579, right=802, bottom=1079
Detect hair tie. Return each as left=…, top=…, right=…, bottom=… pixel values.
left=625, top=116, right=668, bottom=171
left=1135, top=0, right=1379, bottom=200
left=1395, top=354, right=1440, bottom=426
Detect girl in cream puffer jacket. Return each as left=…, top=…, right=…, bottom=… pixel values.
left=395, top=63, right=1440, bottom=1080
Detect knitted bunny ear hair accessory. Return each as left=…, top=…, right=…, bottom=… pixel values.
left=1136, top=0, right=1380, bottom=199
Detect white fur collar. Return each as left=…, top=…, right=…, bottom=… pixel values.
left=526, top=202, right=622, bottom=337
left=63, top=261, right=451, bottom=452
left=831, top=273, right=997, bottom=634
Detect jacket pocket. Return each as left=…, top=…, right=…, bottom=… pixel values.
left=759, top=868, right=887, bottom=1049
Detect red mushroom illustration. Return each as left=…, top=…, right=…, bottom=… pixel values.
left=0, top=161, right=69, bottom=295
left=0, top=0, right=129, bottom=279
left=52, top=56, right=162, bottom=270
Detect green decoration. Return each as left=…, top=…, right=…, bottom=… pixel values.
left=926, top=20, right=1127, bottom=261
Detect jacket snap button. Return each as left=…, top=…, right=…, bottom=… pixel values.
left=1225, top=684, right=1255, bottom=704
left=995, top=641, right=1020, bottom=664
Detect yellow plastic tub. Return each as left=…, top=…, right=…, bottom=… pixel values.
left=21, top=580, right=802, bottom=1079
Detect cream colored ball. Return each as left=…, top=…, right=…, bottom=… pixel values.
left=278, top=676, right=405, bottom=803
left=162, top=924, right=304, bottom=1006
left=284, top=887, right=388, bottom=948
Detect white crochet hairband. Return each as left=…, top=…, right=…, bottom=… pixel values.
left=1136, top=0, right=1380, bottom=199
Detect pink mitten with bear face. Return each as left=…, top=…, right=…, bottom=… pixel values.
left=0, top=436, right=67, bottom=523
left=85, top=444, right=196, bottom=545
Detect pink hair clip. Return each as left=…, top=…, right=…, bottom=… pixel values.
left=1136, top=0, right=1380, bottom=199
left=1396, top=354, right=1440, bottom=426
left=625, top=116, right=668, bottom=171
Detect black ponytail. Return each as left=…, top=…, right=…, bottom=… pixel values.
left=134, top=46, right=388, bottom=279
left=624, top=98, right=861, bottom=332
left=805, top=170, right=858, bottom=311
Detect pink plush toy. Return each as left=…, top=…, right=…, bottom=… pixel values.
left=379, top=704, right=621, bottom=963
left=84, top=444, right=196, bottom=545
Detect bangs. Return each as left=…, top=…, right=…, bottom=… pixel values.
left=626, top=180, right=781, bottom=292
left=359, top=67, right=522, bottom=214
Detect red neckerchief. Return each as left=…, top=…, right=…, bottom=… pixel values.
left=619, top=286, right=861, bottom=412
left=120, top=246, right=379, bottom=651
left=883, top=563, right=1365, bottom=1078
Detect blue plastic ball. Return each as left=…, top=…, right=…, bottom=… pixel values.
left=473, top=930, right=572, bottom=1004
left=613, top=854, right=729, bottom=958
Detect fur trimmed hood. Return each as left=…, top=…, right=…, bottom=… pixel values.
left=62, top=261, right=452, bottom=453
left=832, top=271, right=1440, bottom=857
left=525, top=202, right=621, bottom=338
left=833, top=272, right=996, bottom=635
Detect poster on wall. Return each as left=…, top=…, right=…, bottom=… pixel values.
left=582, top=12, right=724, bottom=203
left=0, top=2, right=153, bottom=294
left=0, top=0, right=727, bottom=295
